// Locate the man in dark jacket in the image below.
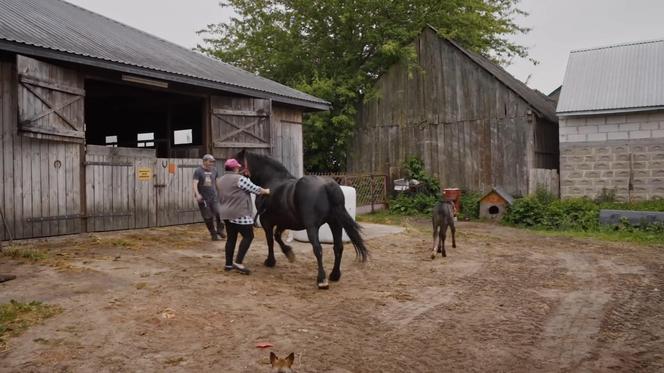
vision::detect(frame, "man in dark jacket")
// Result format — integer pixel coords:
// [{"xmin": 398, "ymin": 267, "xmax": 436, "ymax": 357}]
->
[{"xmin": 193, "ymin": 154, "xmax": 225, "ymax": 240}]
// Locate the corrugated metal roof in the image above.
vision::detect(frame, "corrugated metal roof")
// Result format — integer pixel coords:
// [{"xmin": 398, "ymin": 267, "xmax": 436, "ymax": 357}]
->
[
  {"xmin": 557, "ymin": 38, "xmax": 664, "ymax": 115},
  {"xmin": 0, "ymin": 0, "xmax": 330, "ymax": 110},
  {"xmin": 426, "ymin": 26, "xmax": 558, "ymax": 123}
]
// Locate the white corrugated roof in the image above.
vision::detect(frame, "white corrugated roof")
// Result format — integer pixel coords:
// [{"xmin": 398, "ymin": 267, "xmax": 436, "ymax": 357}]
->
[{"xmin": 557, "ymin": 38, "xmax": 664, "ymax": 115}]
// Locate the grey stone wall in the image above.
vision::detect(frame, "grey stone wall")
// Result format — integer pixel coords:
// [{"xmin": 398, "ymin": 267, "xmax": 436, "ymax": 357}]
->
[{"xmin": 559, "ymin": 111, "xmax": 664, "ymax": 201}]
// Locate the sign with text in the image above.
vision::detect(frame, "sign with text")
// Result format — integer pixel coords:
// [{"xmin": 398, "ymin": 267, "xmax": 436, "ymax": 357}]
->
[{"xmin": 137, "ymin": 167, "xmax": 152, "ymax": 181}]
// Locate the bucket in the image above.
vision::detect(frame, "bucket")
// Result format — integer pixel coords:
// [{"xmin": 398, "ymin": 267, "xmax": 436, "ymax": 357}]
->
[{"xmin": 443, "ymin": 188, "xmax": 461, "ymax": 215}]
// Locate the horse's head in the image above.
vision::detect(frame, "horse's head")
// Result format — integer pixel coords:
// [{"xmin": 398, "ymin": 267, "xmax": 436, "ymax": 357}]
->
[
  {"xmin": 270, "ymin": 352, "xmax": 294, "ymax": 373},
  {"xmin": 234, "ymin": 150, "xmax": 294, "ymax": 186}
]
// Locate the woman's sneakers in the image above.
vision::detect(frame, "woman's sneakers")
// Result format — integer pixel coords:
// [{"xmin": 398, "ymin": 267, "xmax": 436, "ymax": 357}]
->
[
  {"xmin": 224, "ymin": 265, "xmax": 234, "ymax": 272},
  {"xmin": 232, "ymin": 262, "xmax": 251, "ymax": 275}
]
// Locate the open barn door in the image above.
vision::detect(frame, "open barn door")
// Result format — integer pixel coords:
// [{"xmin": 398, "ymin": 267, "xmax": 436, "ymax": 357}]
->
[
  {"xmin": 17, "ymin": 55, "xmax": 85, "ymax": 143},
  {"xmin": 210, "ymin": 96, "xmax": 271, "ymax": 159}
]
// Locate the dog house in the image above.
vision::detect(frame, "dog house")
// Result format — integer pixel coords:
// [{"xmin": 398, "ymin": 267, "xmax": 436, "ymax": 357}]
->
[{"xmin": 479, "ymin": 187, "xmax": 514, "ymax": 220}]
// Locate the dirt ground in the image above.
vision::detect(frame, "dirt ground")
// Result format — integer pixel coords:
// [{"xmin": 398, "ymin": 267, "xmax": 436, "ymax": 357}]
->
[{"xmin": 1, "ymin": 220, "xmax": 663, "ymax": 372}]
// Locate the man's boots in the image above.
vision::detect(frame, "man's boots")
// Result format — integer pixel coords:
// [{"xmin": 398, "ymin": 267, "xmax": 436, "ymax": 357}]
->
[{"xmin": 205, "ymin": 219, "xmax": 220, "ymax": 241}]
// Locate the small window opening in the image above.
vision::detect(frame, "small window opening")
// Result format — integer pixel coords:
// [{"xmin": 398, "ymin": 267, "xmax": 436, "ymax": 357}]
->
[
  {"xmin": 489, "ymin": 205, "xmax": 500, "ymax": 215},
  {"xmin": 105, "ymin": 135, "xmax": 118, "ymax": 147},
  {"xmin": 137, "ymin": 132, "xmax": 155, "ymax": 148},
  {"xmin": 173, "ymin": 129, "xmax": 193, "ymax": 145}
]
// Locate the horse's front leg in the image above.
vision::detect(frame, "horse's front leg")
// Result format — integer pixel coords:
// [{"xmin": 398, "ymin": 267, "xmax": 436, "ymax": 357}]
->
[
  {"xmin": 274, "ymin": 228, "xmax": 295, "ymax": 262},
  {"xmin": 263, "ymin": 222, "xmax": 277, "ymax": 267},
  {"xmin": 305, "ymin": 226, "xmax": 328, "ymax": 289}
]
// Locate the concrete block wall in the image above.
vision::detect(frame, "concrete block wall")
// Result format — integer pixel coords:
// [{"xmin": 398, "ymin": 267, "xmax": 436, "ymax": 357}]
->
[{"xmin": 559, "ymin": 111, "xmax": 664, "ymax": 201}]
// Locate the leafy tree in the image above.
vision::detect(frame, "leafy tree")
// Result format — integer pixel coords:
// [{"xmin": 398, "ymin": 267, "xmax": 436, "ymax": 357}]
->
[{"xmin": 198, "ymin": 0, "xmax": 531, "ymax": 172}]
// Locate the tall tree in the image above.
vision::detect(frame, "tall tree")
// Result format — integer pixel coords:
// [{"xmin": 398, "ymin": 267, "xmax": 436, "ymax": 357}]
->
[{"xmin": 199, "ymin": 0, "xmax": 530, "ymax": 172}]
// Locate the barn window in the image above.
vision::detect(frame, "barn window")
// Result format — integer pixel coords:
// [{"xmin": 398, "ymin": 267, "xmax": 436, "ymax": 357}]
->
[
  {"xmin": 489, "ymin": 206, "xmax": 500, "ymax": 215},
  {"xmin": 137, "ymin": 132, "xmax": 154, "ymax": 148},
  {"xmin": 105, "ymin": 135, "xmax": 118, "ymax": 147},
  {"xmin": 84, "ymin": 79, "xmax": 204, "ymax": 158},
  {"xmin": 173, "ymin": 129, "xmax": 193, "ymax": 145}
]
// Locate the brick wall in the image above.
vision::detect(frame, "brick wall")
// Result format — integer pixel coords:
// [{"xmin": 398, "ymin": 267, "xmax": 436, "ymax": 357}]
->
[{"xmin": 559, "ymin": 110, "xmax": 664, "ymax": 201}]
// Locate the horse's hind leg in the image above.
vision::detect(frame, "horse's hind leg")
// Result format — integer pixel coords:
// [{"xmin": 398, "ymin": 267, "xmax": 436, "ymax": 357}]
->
[
  {"xmin": 305, "ymin": 226, "xmax": 328, "ymax": 289},
  {"xmin": 440, "ymin": 223, "xmax": 447, "ymax": 257},
  {"xmin": 328, "ymin": 221, "xmax": 343, "ymax": 282},
  {"xmin": 431, "ymin": 224, "xmax": 439, "ymax": 259},
  {"xmin": 274, "ymin": 228, "xmax": 295, "ymax": 262},
  {"xmin": 450, "ymin": 222, "xmax": 457, "ymax": 249},
  {"xmin": 263, "ymin": 223, "xmax": 277, "ymax": 267}
]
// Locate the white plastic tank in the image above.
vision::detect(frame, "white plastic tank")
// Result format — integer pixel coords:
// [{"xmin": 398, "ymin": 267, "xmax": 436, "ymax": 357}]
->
[{"xmin": 292, "ymin": 186, "xmax": 356, "ymax": 243}]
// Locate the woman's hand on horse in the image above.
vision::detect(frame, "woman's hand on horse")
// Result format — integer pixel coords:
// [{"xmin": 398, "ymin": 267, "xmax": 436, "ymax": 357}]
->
[{"xmin": 261, "ymin": 188, "xmax": 271, "ymax": 195}]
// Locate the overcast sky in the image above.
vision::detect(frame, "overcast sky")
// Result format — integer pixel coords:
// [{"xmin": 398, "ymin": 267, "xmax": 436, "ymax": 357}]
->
[{"xmin": 66, "ymin": 0, "xmax": 664, "ymax": 95}]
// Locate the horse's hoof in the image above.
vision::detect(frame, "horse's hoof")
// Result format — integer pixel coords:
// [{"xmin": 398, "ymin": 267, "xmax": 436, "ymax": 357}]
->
[
  {"xmin": 329, "ymin": 271, "xmax": 341, "ymax": 282},
  {"xmin": 264, "ymin": 258, "xmax": 276, "ymax": 267},
  {"xmin": 437, "ymin": 248, "xmax": 442, "ymax": 253},
  {"xmin": 317, "ymin": 281, "xmax": 329, "ymax": 289},
  {"xmin": 452, "ymin": 244, "xmax": 457, "ymax": 248},
  {"xmin": 431, "ymin": 254, "xmax": 436, "ymax": 260}
]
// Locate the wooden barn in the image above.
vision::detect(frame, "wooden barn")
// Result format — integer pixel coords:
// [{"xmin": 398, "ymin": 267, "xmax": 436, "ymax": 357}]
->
[
  {"xmin": 348, "ymin": 26, "xmax": 559, "ymax": 198},
  {"xmin": 0, "ymin": 0, "xmax": 328, "ymax": 241}
]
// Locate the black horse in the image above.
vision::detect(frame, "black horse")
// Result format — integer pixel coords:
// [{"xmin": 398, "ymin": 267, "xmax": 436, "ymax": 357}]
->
[{"xmin": 235, "ymin": 150, "xmax": 368, "ymax": 289}]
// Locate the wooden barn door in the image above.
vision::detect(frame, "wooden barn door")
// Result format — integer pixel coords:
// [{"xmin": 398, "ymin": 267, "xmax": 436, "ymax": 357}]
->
[
  {"xmin": 84, "ymin": 146, "xmax": 157, "ymax": 232},
  {"xmin": 17, "ymin": 55, "xmax": 85, "ymax": 143},
  {"xmin": 154, "ymin": 158, "xmax": 203, "ymax": 227},
  {"xmin": 210, "ymin": 96, "xmax": 271, "ymax": 159},
  {"xmin": 11, "ymin": 55, "xmax": 84, "ymax": 238}
]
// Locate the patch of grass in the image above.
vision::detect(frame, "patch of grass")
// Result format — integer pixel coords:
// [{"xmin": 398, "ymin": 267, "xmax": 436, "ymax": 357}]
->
[
  {"xmin": 357, "ymin": 210, "xmax": 429, "ymax": 226},
  {"xmin": 0, "ymin": 300, "xmax": 62, "ymax": 351},
  {"xmin": 0, "ymin": 246, "xmax": 48, "ymax": 261},
  {"xmin": 535, "ymin": 227, "xmax": 664, "ymax": 246}
]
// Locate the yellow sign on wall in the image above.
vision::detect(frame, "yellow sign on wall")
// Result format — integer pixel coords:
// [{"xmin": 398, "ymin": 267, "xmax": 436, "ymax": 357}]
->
[{"xmin": 137, "ymin": 167, "xmax": 152, "ymax": 181}]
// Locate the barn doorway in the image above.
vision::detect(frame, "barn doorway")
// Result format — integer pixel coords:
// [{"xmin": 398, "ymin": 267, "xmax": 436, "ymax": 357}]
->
[{"xmin": 84, "ymin": 80, "xmax": 204, "ymax": 158}]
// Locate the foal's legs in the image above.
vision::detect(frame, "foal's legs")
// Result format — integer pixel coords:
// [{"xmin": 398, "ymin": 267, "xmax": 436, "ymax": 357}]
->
[
  {"xmin": 450, "ymin": 222, "xmax": 457, "ymax": 249},
  {"xmin": 305, "ymin": 225, "xmax": 328, "ymax": 289},
  {"xmin": 274, "ymin": 227, "xmax": 295, "ymax": 262},
  {"xmin": 440, "ymin": 222, "xmax": 447, "ymax": 257},
  {"xmin": 431, "ymin": 224, "xmax": 440, "ymax": 259},
  {"xmin": 328, "ymin": 221, "xmax": 344, "ymax": 282}
]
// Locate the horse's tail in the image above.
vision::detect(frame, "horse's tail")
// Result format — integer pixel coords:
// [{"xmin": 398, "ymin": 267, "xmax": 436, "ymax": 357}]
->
[{"xmin": 326, "ymin": 183, "xmax": 369, "ymax": 262}]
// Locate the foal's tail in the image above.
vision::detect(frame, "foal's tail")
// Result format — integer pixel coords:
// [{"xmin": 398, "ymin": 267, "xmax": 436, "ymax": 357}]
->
[{"xmin": 326, "ymin": 183, "xmax": 369, "ymax": 262}]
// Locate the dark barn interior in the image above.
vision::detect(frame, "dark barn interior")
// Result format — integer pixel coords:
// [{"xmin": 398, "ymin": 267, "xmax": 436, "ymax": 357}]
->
[{"xmin": 84, "ymin": 80, "xmax": 204, "ymax": 158}]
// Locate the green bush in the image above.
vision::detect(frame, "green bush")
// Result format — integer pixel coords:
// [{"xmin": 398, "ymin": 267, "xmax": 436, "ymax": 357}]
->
[
  {"xmin": 402, "ymin": 157, "xmax": 440, "ymax": 196},
  {"xmin": 504, "ymin": 194, "xmax": 664, "ymax": 234},
  {"xmin": 458, "ymin": 190, "xmax": 482, "ymax": 220},
  {"xmin": 389, "ymin": 193, "xmax": 438, "ymax": 215},
  {"xmin": 599, "ymin": 197, "xmax": 664, "ymax": 212}
]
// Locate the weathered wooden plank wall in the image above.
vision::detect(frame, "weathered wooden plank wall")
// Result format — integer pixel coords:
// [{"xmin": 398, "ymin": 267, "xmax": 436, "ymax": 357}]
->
[
  {"xmin": 272, "ymin": 106, "xmax": 304, "ymax": 177},
  {"xmin": 0, "ymin": 57, "xmax": 82, "ymax": 240},
  {"xmin": 349, "ymin": 28, "xmax": 556, "ymax": 197}
]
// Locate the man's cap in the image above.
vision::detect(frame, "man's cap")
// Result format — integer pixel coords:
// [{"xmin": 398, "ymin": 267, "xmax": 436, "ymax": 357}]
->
[
  {"xmin": 224, "ymin": 158, "xmax": 242, "ymax": 170},
  {"xmin": 202, "ymin": 154, "xmax": 215, "ymax": 161}
]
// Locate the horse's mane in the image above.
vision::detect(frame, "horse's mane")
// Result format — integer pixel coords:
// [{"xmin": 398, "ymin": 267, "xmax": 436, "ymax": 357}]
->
[{"xmin": 247, "ymin": 152, "xmax": 295, "ymax": 179}]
